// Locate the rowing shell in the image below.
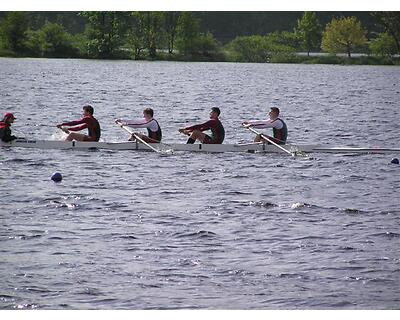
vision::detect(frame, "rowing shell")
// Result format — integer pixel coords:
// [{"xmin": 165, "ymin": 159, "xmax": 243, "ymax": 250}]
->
[{"xmin": 1, "ymin": 138, "xmax": 399, "ymax": 154}]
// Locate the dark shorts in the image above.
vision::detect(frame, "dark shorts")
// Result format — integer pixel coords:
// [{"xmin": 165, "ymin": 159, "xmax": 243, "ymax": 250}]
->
[
  {"xmin": 83, "ymin": 135, "xmax": 99, "ymax": 142},
  {"xmin": 265, "ymin": 136, "xmax": 286, "ymax": 145},
  {"xmin": 203, "ymin": 134, "xmax": 219, "ymax": 144},
  {"xmin": 142, "ymin": 136, "xmax": 160, "ymax": 143}
]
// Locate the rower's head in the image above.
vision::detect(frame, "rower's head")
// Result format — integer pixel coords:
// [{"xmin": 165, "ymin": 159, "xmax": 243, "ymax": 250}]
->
[
  {"xmin": 143, "ymin": 108, "xmax": 154, "ymax": 120},
  {"xmin": 3, "ymin": 112, "xmax": 16, "ymax": 124},
  {"xmin": 83, "ymin": 105, "xmax": 94, "ymax": 116},
  {"xmin": 269, "ymin": 107, "xmax": 280, "ymax": 119},
  {"xmin": 210, "ymin": 107, "xmax": 221, "ymax": 119}
]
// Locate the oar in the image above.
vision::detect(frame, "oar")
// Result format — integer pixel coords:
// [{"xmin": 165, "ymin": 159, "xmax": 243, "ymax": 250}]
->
[
  {"xmin": 115, "ymin": 121, "xmax": 162, "ymax": 153},
  {"xmin": 244, "ymin": 125, "xmax": 295, "ymax": 156},
  {"xmin": 33, "ymin": 124, "xmax": 56, "ymax": 127}
]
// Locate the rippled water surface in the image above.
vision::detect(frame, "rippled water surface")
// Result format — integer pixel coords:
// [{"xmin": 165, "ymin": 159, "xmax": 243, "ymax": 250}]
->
[{"xmin": 1, "ymin": 58, "xmax": 399, "ymax": 309}]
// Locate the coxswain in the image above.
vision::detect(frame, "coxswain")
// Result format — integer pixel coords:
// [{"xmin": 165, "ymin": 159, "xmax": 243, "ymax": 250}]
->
[
  {"xmin": 115, "ymin": 108, "xmax": 162, "ymax": 143},
  {"xmin": 179, "ymin": 107, "xmax": 225, "ymax": 144},
  {"xmin": 0, "ymin": 112, "xmax": 18, "ymax": 142},
  {"xmin": 242, "ymin": 107, "xmax": 288, "ymax": 145},
  {"xmin": 56, "ymin": 105, "xmax": 101, "ymax": 142}
]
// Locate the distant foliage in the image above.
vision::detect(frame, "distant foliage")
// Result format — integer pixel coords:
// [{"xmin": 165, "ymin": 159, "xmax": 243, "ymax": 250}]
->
[
  {"xmin": 295, "ymin": 12, "xmax": 321, "ymax": 56},
  {"xmin": 0, "ymin": 11, "xmax": 398, "ymax": 64},
  {"xmin": 146, "ymin": 12, "xmax": 166, "ymax": 59},
  {"xmin": 226, "ymin": 35, "xmax": 269, "ymax": 62},
  {"xmin": 369, "ymin": 32, "xmax": 398, "ymax": 57},
  {"xmin": 0, "ymin": 12, "xmax": 30, "ymax": 53},
  {"xmin": 321, "ymin": 17, "xmax": 367, "ymax": 58},
  {"xmin": 373, "ymin": 12, "xmax": 400, "ymax": 55},
  {"xmin": 175, "ymin": 12, "xmax": 201, "ymax": 55},
  {"xmin": 30, "ymin": 22, "xmax": 77, "ymax": 57},
  {"xmin": 69, "ymin": 33, "xmax": 88, "ymax": 57},
  {"xmin": 265, "ymin": 31, "xmax": 298, "ymax": 51},
  {"xmin": 196, "ymin": 32, "xmax": 221, "ymax": 56},
  {"xmin": 226, "ymin": 33, "xmax": 296, "ymax": 62},
  {"xmin": 125, "ymin": 12, "xmax": 148, "ymax": 60},
  {"xmin": 165, "ymin": 12, "xmax": 180, "ymax": 54},
  {"xmin": 81, "ymin": 12, "xmax": 129, "ymax": 59}
]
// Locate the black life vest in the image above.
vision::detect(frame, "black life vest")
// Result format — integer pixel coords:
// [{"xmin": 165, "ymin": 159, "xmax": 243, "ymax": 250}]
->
[
  {"xmin": 272, "ymin": 118, "xmax": 288, "ymax": 144},
  {"xmin": 147, "ymin": 119, "xmax": 162, "ymax": 141},
  {"xmin": 0, "ymin": 121, "xmax": 14, "ymax": 142}
]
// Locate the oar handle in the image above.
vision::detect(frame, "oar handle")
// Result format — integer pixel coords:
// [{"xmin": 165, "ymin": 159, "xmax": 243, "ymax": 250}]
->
[
  {"xmin": 57, "ymin": 126, "xmax": 70, "ymax": 134},
  {"xmin": 244, "ymin": 125, "xmax": 294, "ymax": 156},
  {"xmin": 115, "ymin": 121, "xmax": 161, "ymax": 153},
  {"xmin": 178, "ymin": 129, "xmax": 191, "ymax": 136}
]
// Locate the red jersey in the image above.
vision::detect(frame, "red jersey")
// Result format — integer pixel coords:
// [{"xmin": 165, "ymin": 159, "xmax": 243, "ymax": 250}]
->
[
  {"xmin": 185, "ymin": 119, "xmax": 225, "ymax": 144},
  {"xmin": 61, "ymin": 115, "xmax": 101, "ymax": 141}
]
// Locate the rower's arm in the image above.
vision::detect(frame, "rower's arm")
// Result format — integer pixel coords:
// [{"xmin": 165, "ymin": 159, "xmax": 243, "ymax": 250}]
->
[
  {"xmin": 59, "ymin": 118, "xmax": 86, "ymax": 127},
  {"xmin": 245, "ymin": 120, "xmax": 275, "ymax": 129},
  {"xmin": 119, "ymin": 118, "xmax": 151, "ymax": 129},
  {"xmin": 185, "ymin": 120, "xmax": 211, "ymax": 132},
  {"xmin": 67, "ymin": 123, "xmax": 88, "ymax": 132}
]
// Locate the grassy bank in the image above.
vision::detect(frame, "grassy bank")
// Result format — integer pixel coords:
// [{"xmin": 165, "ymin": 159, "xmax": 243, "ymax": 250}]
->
[
  {"xmin": 1, "ymin": 49, "xmax": 399, "ymax": 65},
  {"xmin": 295, "ymin": 55, "xmax": 400, "ymax": 65}
]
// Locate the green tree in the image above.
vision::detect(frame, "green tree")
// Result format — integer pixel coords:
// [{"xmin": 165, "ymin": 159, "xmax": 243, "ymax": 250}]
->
[
  {"xmin": 226, "ymin": 32, "xmax": 296, "ymax": 63},
  {"xmin": 143, "ymin": 12, "xmax": 165, "ymax": 59},
  {"xmin": 126, "ymin": 12, "xmax": 147, "ymax": 60},
  {"xmin": 165, "ymin": 12, "xmax": 180, "ymax": 54},
  {"xmin": 0, "ymin": 12, "xmax": 30, "ymax": 53},
  {"xmin": 295, "ymin": 12, "xmax": 321, "ymax": 56},
  {"xmin": 38, "ymin": 22, "xmax": 77, "ymax": 57},
  {"xmin": 69, "ymin": 32, "xmax": 88, "ymax": 57},
  {"xmin": 24, "ymin": 29, "xmax": 42, "ymax": 56},
  {"xmin": 24, "ymin": 22, "xmax": 79, "ymax": 58},
  {"xmin": 321, "ymin": 16, "xmax": 367, "ymax": 58},
  {"xmin": 373, "ymin": 12, "xmax": 400, "ymax": 54},
  {"xmin": 265, "ymin": 31, "xmax": 298, "ymax": 50},
  {"xmin": 264, "ymin": 31, "xmax": 297, "ymax": 62},
  {"xmin": 369, "ymin": 32, "xmax": 398, "ymax": 57},
  {"xmin": 197, "ymin": 32, "xmax": 221, "ymax": 56},
  {"xmin": 176, "ymin": 12, "xmax": 201, "ymax": 55},
  {"xmin": 81, "ymin": 12, "xmax": 128, "ymax": 58},
  {"xmin": 125, "ymin": 12, "xmax": 166, "ymax": 59},
  {"xmin": 226, "ymin": 35, "xmax": 270, "ymax": 62}
]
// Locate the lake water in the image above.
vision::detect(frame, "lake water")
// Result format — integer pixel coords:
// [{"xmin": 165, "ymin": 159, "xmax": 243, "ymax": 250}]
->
[{"xmin": 0, "ymin": 58, "xmax": 399, "ymax": 309}]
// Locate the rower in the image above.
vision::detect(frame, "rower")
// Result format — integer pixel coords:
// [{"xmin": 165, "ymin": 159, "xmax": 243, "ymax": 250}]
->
[
  {"xmin": 242, "ymin": 107, "xmax": 287, "ymax": 145},
  {"xmin": 115, "ymin": 108, "xmax": 162, "ymax": 143},
  {"xmin": 179, "ymin": 107, "xmax": 225, "ymax": 144},
  {"xmin": 0, "ymin": 112, "xmax": 18, "ymax": 142},
  {"xmin": 56, "ymin": 105, "xmax": 101, "ymax": 142}
]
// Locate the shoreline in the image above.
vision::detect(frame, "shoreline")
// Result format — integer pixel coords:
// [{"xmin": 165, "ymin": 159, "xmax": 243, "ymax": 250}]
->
[{"xmin": 1, "ymin": 52, "xmax": 399, "ymax": 66}]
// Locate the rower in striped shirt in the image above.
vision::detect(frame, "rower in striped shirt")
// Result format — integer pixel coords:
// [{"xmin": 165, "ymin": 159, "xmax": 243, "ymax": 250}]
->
[
  {"xmin": 242, "ymin": 107, "xmax": 288, "ymax": 145},
  {"xmin": 116, "ymin": 108, "xmax": 162, "ymax": 143}
]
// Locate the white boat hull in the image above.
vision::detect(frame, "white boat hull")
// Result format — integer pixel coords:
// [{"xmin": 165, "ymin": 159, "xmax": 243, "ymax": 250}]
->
[{"xmin": 1, "ymin": 138, "xmax": 399, "ymax": 154}]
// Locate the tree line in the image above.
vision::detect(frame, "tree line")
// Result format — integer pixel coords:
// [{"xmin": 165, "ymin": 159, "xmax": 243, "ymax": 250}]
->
[{"xmin": 0, "ymin": 12, "xmax": 399, "ymax": 64}]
